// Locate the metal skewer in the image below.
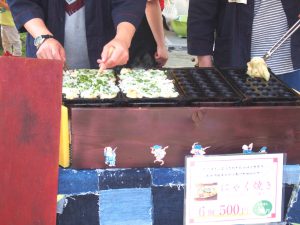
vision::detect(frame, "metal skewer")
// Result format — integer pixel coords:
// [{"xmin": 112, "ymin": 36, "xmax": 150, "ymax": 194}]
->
[{"xmin": 263, "ymin": 18, "xmax": 300, "ymax": 61}]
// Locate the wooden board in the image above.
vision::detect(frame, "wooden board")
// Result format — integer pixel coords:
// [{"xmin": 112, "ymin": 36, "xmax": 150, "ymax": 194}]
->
[
  {"xmin": 71, "ymin": 106, "xmax": 300, "ymax": 168},
  {"xmin": 0, "ymin": 57, "xmax": 63, "ymax": 225}
]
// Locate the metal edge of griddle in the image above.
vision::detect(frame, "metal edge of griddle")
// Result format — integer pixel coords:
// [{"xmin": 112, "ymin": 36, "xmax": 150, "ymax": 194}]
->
[{"xmin": 62, "ymin": 92, "xmax": 126, "ymax": 108}]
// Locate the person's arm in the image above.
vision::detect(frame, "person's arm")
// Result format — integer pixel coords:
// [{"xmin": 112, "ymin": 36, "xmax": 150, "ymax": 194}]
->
[
  {"xmin": 98, "ymin": 21, "xmax": 135, "ymax": 69},
  {"xmin": 7, "ymin": 0, "xmax": 44, "ymax": 30},
  {"xmin": 7, "ymin": 0, "xmax": 65, "ymax": 61},
  {"xmin": 187, "ymin": 0, "xmax": 219, "ymax": 67},
  {"xmin": 197, "ymin": 55, "xmax": 213, "ymax": 67},
  {"xmin": 24, "ymin": 18, "xmax": 65, "ymax": 60},
  {"xmin": 98, "ymin": 0, "xmax": 146, "ymax": 69},
  {"xmin": 146, "ymin": 0, "xmax": 168, "ymax": 67}
]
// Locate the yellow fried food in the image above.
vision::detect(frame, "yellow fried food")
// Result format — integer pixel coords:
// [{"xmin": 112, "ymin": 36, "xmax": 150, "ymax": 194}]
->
[{"xmin": 247, "ymin": 57, "xmax": 270, "ymax": 81}]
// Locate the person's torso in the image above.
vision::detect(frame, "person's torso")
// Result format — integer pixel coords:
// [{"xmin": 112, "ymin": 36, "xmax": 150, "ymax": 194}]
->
[
  {"xmin": 64, "ymin": 1, "xmax": 90, "ymax": 69},
  {"xmin": 251, "ymin": 0, "xmax": 294, "ymax": 75},
  {"xmin": 27, "ymin": 0, "xmax": 115, "ymax": 69},
  {"xmin": 213, "ymin": 0, "xmax": 300, "ymax": 70}
]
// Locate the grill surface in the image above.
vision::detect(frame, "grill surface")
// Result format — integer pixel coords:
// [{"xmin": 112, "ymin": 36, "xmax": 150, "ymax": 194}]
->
[
  {"xmin": 122, "ymin": 71, "xmax": 183, "ymax": 107},
  {"xmin": 169, "ymin": 68, "xmax": 243, "ymax": 105},
  {"xmin": 220, "ymin": 68, "xmax": 300, "ymax": 105},
  {"xmin": 63, "ymin": 68, "xmax": 300, "ymax": 107}
]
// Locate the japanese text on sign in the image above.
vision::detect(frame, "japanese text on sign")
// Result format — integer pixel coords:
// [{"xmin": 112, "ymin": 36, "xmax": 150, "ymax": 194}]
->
[{"xmin": 185, "ymin": 154, "xmax": 284, "ymax": 225}]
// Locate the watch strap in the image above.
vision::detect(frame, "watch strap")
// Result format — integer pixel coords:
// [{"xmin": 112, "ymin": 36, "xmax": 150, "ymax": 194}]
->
[{"xmin": 40, "ymin": 34, "xmax": 54, "ymax": 39}]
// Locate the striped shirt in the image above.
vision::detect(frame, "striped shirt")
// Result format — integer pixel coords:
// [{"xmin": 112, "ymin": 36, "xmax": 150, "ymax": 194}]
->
[{"xmin": 251, "ymin": 0, "xmax": 294, "ymax": 75}]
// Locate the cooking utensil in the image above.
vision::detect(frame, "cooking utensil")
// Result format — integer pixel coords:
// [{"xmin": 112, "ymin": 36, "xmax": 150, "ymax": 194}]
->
[
  {"xmin": 247, "ymin": 18, "xmax": 300, "ymax": 81},
  {"xmin": 263, "ymin": 18, "xmax": 300, "ymax": 61}
]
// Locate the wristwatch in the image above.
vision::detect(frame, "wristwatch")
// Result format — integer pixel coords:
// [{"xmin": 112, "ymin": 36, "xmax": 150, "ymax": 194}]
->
[{"xmin": 34, "ymin": 35, "xmax": 54, "ymax": 49}]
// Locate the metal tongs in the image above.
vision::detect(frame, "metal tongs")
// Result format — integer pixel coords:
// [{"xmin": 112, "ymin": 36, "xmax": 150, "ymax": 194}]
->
[{"xmin": 263, "ymin": 18, "xmax": 300, "ymax": 61}]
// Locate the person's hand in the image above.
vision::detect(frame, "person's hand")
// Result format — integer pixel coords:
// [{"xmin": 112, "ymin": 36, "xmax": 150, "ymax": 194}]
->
[
  {"xmin": 36, "ymin": 38, "xmax": 66, "ymax": 61},
  {"xmin": 197, "ymin": 55, "xmax": 213, "ymax": 67},
  {"xmin": 155, "ymin": 45, "xmax": 168, "ymax": 67},
  {"xmin": 97, "ymin": 38, "xmax": 129, "ymax": 70}
]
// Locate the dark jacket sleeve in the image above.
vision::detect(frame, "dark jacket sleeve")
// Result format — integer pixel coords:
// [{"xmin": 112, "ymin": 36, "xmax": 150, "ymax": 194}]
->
[
  {"xmin": 187, "ymin": 0, "xmax": 219, "ymax": 56},
  {"xmin": 111, "ymin": 0, "xmax": 147, "ymax": 29},
  {"xmin": 7, "ymin": 0, "xmax": 44, "ymax": 31}
]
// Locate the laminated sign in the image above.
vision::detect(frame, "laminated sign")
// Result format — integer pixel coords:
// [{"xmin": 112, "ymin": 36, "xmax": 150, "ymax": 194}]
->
[{"xmin": 185, "ymin": 154, "xmax": 285, "ymax": 225}]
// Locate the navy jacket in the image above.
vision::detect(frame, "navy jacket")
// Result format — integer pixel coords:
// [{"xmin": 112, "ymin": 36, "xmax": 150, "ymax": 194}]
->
[
  {"xmin": 187, "ymin": 0, "xmax": 300, "ymax": 70},
  {"xmin": 7, "ymin": 0, "xmax": 147, "ymax": 68}
]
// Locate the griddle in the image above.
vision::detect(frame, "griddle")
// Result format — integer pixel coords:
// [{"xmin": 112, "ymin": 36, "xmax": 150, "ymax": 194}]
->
[
  {"xmin": 220, "ymin": 68, "xmax": 300, "ymax": 106},
  {"xmin": 169, "ymin": 68, "xmax": 243, "ymax": 106},
  {"xmin": 63, "ymin": 68, "xmax": 300, "ymax": 107}
]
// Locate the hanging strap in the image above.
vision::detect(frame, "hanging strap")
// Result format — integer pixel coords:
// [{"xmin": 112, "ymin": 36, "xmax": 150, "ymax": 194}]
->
[{"xmin": 65, "ymin": 0, "xmax": 84, "ymax": 16}]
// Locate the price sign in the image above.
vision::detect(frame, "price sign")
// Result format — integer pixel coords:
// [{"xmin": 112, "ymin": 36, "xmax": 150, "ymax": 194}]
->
[{"xmin": 185, "ymin": 154, "xmax": 285, "ymax": 225}]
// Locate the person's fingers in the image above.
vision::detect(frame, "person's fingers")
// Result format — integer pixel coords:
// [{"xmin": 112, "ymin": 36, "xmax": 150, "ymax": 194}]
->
[
  {"xmin": 99, "ymin": 38, "xmax": 130, "ymax": 68},
  {"xmin": 116, "ymin": 52, "xmax": 128, "ymax": 66},
  {"xmin": 36, "ymin": 50, "xmax": 44, "ymax": 59},
  {"xmin": 36, "ymin": 39, "xmax": 65, "ymax": 61},
  {"xmin": 97, "ymin": 59, "xmax": 106, "ymax": 72},
  {"xmin": 103, "ymin": 54, "xmax": 117, "ymax": 68},
  {"xmin": 59, "ymin": 46, "xmax": 66, "ymax": 62},
  {"xmin": 37, "ymin": 48, "xmax": 51, "ymax": 59},
  {"xmin": 51, "ymin": 48, "xmax": 62, "ymax": 60},
  {"xmin": 45, "ymin": 48, "xmax": 55, "ymax": 59},
  {"xmin": 104, "ymin": 48, "xmax": 128, "ymax": 68},
  {"xmin": 98, "ymin": 62, "xmax": 106, "ymax": 73},
  {"xmin": 101, "ymin": 45, "xmax": 111, "ymax": 62},
  {"xmin": 154, "ymin": 53, "xmax": 168, "ymax": 67},
  {"xmin": 162, "ymin": 57, "xmax": 168, "ymax": 66}
]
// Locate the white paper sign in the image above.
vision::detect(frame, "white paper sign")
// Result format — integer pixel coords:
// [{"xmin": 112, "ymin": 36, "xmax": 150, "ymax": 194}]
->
[{"xmin": 185, "ymin": 154, "xmax": 284, "ymax": 225}]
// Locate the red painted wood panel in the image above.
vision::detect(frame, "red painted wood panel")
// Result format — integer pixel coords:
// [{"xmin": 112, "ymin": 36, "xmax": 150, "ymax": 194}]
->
[
  {"xmin": 71, "ymin": 106, "xmax": 300, "ymax": 168},
  {"xmin": 0, "ymin": 57, "xmax": 63, "ymax": 225}
]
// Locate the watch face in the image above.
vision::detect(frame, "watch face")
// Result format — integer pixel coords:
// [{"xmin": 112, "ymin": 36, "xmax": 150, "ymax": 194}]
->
[
  {"xmin": 34, "ymin": 35, "xmax": 53, "ymax": 49},
  {"xmin": 34, "ymin": 36, "xmax": 44, "ymax": 47}
]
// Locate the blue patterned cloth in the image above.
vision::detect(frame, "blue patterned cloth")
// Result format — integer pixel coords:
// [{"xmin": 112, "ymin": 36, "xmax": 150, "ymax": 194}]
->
[{"xmin": 57, "ymin": 166, "xmax": 300, "ymax": 224}]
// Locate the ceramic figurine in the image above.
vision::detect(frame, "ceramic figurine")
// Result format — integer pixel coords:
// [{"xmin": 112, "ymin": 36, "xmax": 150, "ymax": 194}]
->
[
  {"xmin": 259, "ymin": 146, "xmax": 268, "ymax": 154},
  {"xmin": 151, "ymin": 145, "xmax": 169, "ymax": 166},
  {"xmin": 242, "ymin": 143, "xmax": 253, "ymax": 154},
  {"xmin": 190, "ymin": 142, "xmax": 210, "ymax": 156},
  {"xmin": 104, "ymin": 147, "xmax": 117, "ymax": 167}
]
